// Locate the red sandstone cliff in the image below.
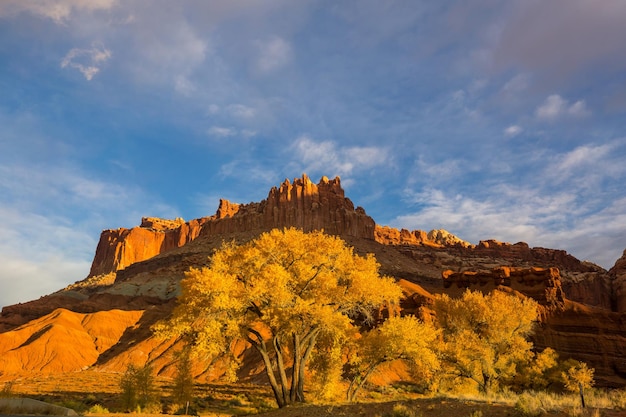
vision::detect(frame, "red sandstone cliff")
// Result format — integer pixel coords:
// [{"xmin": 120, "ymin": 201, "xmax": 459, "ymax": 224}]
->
[
  {"xmin": 609, "ymin": 249, "xmax": 626, "ymax": 312},
  {"xmin": 88, "ymin": 174, "xmax": 376, "ymax": 277},
  {"xmin": 89, "ymin": 217, "xmax": 208, "ymax": 276}
]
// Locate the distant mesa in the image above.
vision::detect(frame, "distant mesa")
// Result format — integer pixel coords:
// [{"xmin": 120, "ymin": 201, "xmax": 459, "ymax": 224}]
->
[{"xmin": 90, "ymin": 174, "xmax": 472, "ymax": 277}]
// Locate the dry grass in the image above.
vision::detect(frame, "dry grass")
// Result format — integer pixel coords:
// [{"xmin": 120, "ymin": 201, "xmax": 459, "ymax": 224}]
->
[{"xmin": 4, "ymin": 371, "xmax": 626, "ymax": 417}]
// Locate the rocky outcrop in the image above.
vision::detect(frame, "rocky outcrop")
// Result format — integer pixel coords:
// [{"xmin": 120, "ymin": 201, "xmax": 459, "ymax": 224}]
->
[
  {"xmin": 442, "ymin": 266, "xmax": 565, "ymax": 310},
  {"xmin": 89, "ymin": 175, "xmax": 376, "ymax": 276},
  {"xmin": 374, "ymin": 226, "xmax": 471, "ymax": 247},
  {"xmin": 609, "ymin": 250, "xmax": 626, "ymax": 312},
  {"xmin": 473, "ymin": 240, "xmax": 593, "ymax": 272},
  {"xmin": 199, "ymin": 174, "xmax": 375, "ymax": 238},
  {"xmin": 88, "ymin": 217, "xmax": 208, "ymax": 276}
]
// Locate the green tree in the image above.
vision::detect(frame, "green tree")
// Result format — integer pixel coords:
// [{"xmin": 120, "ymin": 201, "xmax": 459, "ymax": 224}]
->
[
  {"xmin": 433, "ymin": 289, "xmax": 538, "ymax": 393},
  {"xmin": 171, "ymin": 349, "xmax": 194, "ymax": 408},
  {"xmin": 154, "ymin": 228, "xmax": 402, "ymax": 408},
  {"xmin": 346, "ymin": 315, "xmax": 440, "ymax": 401},
  {"xmin": 120, "ymin": 363, "xmax": 156, "ymax": 412}
]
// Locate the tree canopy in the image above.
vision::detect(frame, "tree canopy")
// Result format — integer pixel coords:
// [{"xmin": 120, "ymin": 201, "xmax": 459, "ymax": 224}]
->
[
  {"xmin": 433, "ymin": 289, "xmax": 539, "ymax": 393},
  {"xmin": 347, "ymin": 315, "xmax": 440, "ymax": 401},
  {"xmin": 155, "ymin": 228, "xmax": 403, "ymax": 407}
]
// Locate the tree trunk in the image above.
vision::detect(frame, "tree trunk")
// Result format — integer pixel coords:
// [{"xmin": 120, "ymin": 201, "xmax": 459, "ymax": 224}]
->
[
  {"xmin": 290, "ymin": 333, "xmax": 301, "ymax": 403},
  {"xmin": 248, "ymin": 329, "xmax": 285, "ymax": 408},
  {"xmin": 273, "ymin": 336, "xmax": 290, "ymax": 406},
  {"xmin": 297, "ymin": 328, "xmax": 320, "ymax": 402},
  {"xmin": 347, "ymin": 360, "xmax": 381, "ymax": 402}
]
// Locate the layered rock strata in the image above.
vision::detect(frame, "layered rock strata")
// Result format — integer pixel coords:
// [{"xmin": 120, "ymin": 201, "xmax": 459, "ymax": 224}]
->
[
  {"xmin": 442, "ymin": 266, "xmax": 565, "ymax": 309},
  {"xmin": 609, "ymin": 250, "xmax": 626, "ymax": 312},
  {"xmin": 88, "ymin": 175, "xmax": 375, "ymax": 277}
]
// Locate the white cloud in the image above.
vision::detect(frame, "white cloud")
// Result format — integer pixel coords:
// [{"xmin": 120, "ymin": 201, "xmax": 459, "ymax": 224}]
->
[
  {"xmin": 174, "ymin": 75, "xmax": 195, "ymax": 96},
  {"xmin": 501, "ymin": 73, "xmax": 530, "ymax": 94},
  {"xmin": 535, "ymin": 94, "xmax": 590, "ymax": 120},
  {"xmin": 395, "ymin": 138, "xmax": 626, "ymax": 269},
  {"xmin": 61, "ymin": 42, "xmax": 111, "ymax": 80},
  {"xmin": 207, "ymin": 125, "xmax": 258, "ymax": 139},
  {"xmin": 0, "ymin": 0, "xmax": 116, "ymax": 24},
  {"xmin": 291, "ymin": 135, "xmax": 389, "ymax": 178},
  {"xmin": 556, "ymin": 144, "xmax": 611, "ymax": 173},
  {"xmin": 208, "ymin": 126, "xmax": 236, "ymax": 137},
  {"xmin": 130, "ymin": 18, "xmax": 209, "ymax": 92},
  {"xmin": 535, "ymin": 94, "xmax": 567, "ymax": 119},
  {"xmin": 242, "ymin": 129, "xmax": 257, "ymax": 138},
  {"xmin": 567, "ymin": 100, "xmax": 590, "ymax": 117},
  {"xmin": 228, "ymin": 104, "xmax": 256, "ymax": 119},
  {"xmin": 504, "ymin": 125, "xmax": 522, "ymax": 137},
  {"xmin": 255, "ymin": 35, "xmax": 292, "ymax": 73}
]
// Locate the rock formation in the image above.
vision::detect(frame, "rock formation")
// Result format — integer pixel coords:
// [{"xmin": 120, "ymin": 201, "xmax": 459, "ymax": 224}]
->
[
  {"xmin": 442, "ymin": 266, "xmax": 565, "ymax": 309},
  {"xmin": 89, "ymin": 217, "xmax": 208, "ymax": 276},
  {"xmin": 374, "ymin": 226, "xmax": 471, "ymax": 247},
  {"xmin": 88, "ymin": 174, "xmax": 375, "ymax": 277},
  {"xmin": 609, "ymin": 249, "xmax": 626, "ymax": 312}
]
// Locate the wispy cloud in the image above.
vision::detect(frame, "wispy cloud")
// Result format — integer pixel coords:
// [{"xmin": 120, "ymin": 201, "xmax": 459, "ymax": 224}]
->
[
  {"xmin": 61, "ymin": 42, "xmax": 111, "ymax": 80},
  {"xmin": 535, "ymin": 94, "xmax": 590, "ymax": 120},
  {"xmin": 504, "ymin": 125, "xmax": 522, "ymax": 137},
  {"xmin": 207, "ymin": 126, "xmax": 236, "ymax": 138},
  {"xmin": 0, "ymin": 0, "xmax": 116, "ymax": 24},
  {"xmin": 254, "ymin": 35, "xmax": 292, "ymax": 74},
  {"xmin": 394, "ymin": 139, "xmax": 626, "ymax": 268},
  {"xmin": 290, "ymin": 135, "xmax": 390, "ymax": 178}
]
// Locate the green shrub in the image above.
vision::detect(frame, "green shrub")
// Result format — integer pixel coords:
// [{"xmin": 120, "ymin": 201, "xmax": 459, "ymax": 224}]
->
[
  {"xmin": 87, "ymin": 404, "xmax": 110, "ymax": 414},
  {"xmin": 0, "ymin": 381, "xmax": 14, "ymax": 398},
  {"xmin": 384, "ymin": 403, "xmax": 420, "ymax": 417}
]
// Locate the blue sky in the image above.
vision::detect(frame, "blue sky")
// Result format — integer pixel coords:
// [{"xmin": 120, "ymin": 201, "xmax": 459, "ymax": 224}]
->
[{"xmin": 1, "ymin": 0, "xmax": 626, "ymax": 308}]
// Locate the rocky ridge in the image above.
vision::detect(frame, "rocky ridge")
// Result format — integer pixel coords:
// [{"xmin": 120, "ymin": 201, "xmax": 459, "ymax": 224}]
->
[{"xmin": 0, "ymin": 174, "xmax": 625, "ymax": 387}]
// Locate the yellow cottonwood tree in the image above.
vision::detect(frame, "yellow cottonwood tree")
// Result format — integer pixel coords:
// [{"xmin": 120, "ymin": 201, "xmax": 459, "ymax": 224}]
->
[
  {"xmin": 346, "ymin": 315, "xmax": 440, "ymax": 401},
  {"xmin": 433, "ymin": 289, "xmax": 538, "ymax": 393},
  {"xmin": 155, "ymin": 228, "xmax": 402, "ymax": 408}
]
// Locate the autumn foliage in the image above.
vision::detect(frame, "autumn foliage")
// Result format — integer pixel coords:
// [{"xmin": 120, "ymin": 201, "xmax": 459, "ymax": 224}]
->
[
  {"xmin": 155, "ymin": 228, "xmax": 595, "ymax": 407},
  {"xmin": 155, "ymin": 228, "xmax": 402, "ymax": 407}
]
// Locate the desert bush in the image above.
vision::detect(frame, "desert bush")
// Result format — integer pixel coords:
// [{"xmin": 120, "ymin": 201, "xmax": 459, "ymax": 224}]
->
[
  {"xmin": 385, "ymin": 403, "xmax": 420, "ymax": 417},
  {"xmin": 87, "ymin": 404, "xmax": 110, "ymax": 414},
  {"xmin": 120, "ymin": 363, "xmax": 159, "ymax": 412},
  {"xmin": 0, "ymin": 381, "xmax": 14, "ymax": 398}
]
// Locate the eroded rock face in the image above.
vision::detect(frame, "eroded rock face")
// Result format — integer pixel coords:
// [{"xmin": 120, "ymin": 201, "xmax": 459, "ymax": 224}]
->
[
  {"xmin": 89, "ymin": 175, "xmax": 376, "ymax": 276},
  {"xmin": 440, "ymin": 266, "xmax": 626, "ymax": 387},
  {"xmin": 88, "ymin": 217, "xmax": 208, "ymax": 276},
  {"xmin": 200, "ymin": 174, "xmax": 376, "ymax": 238},
  {"xmin": 442, "ymin": 266, "xmax": 566, "ymax": 309},
  {"xmin": 609, "ymin": 250, "xmax": 626, "ymax": 312},
  {"xmin": 374, "ymin": 226, "xmax": 471, "ymax": 247}
]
